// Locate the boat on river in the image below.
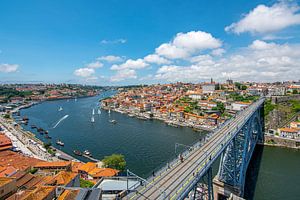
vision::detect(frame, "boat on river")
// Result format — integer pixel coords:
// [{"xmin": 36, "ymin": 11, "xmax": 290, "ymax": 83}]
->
[
  {"xmin": 73, "ymin": 150, "xmax": 82, "ymax": 156},
  {"xmin": 56, "ymin": 140, "xmax": 64, "ymax": 146},
  {"xmin": 83, "ymin": 150, "xmax": 91, "ymax": 156},
  {"xmin": 109, "ymin": 119, "xmax": 117, "ymax": 124}
]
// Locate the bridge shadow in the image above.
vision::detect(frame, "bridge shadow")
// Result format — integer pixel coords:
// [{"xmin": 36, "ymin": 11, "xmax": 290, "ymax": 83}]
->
[{"xmin": 244, "ymin": 144, "xmax": 264, "ymax": 200}]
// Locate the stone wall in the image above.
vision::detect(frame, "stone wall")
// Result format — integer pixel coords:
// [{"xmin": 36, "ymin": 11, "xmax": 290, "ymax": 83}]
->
[
  {"xmin": 271, "ymin": 94, "xmax": 300, "ymax": 105},
  {"xmin": 263, "ymin": 134, "xmax": 300, "ymax": 149}
]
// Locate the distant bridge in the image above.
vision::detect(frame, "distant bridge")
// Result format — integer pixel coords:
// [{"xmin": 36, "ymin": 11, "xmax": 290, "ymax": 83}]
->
[{"xmin": 123, "ymin": 98, "xmax": 265, "ymax": 200}]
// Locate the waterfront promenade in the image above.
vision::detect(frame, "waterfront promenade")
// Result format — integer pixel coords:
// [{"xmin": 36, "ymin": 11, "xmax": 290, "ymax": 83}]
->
[{"xmin": 0, "ymin": 115, "xmax": 57, "ymax": 161}]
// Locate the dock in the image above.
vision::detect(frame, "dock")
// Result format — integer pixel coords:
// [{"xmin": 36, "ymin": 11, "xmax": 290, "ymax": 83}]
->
[{"xmin": 82, "ymin": 154, "xmax": 99, "ymax": 162}]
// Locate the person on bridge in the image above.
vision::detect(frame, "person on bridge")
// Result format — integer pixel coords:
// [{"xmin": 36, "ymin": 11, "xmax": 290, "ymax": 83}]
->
[{"xmin": 179, "ymin": 154, "xmax": 184, "ymax": 163}]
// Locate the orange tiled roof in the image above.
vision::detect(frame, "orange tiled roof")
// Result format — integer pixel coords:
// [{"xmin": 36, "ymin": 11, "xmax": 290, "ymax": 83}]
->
[
  {"xmin": 0, "ymin": 177, "xmax": 15, "ymax": 187},
  {"xmin": 46, "ymin": 171, "xmax": 78, "ymax": 186},
  {"xmin": 71, "ymin": 161, "xmax": 84, "ymax": 173},
  {"xmin": 0, "ymin": 166, "xmax": 16, "ymax": 177},
  {"xmin": 89, "ymin": 167, "xmax": 119, "ymax": 178},
  {"xmin": 279, "ymin": 128, "xmax": 298, "ymax": 133},
  {"xmin": 34, "ymin": 161, "xmax": 71, "ymax": 168},
  {"xmin": 78, "ymin": 162, "xmax": 97, "ymax": 173},
  {"xmin": 58, "ymin": 189, "xmax": 80, "ymax": 200},
  {"xmin": 23, "ymin": 186, "xmax": 56, "ymax": 200},
  {"xmin": 0, "ymin": 150, "xmax": 41, "ymax": 171}
]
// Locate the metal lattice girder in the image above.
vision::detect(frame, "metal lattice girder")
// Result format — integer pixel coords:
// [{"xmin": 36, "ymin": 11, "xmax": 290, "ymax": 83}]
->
[
  {"xmin": 191, "ymin": 167, "xmax": 213, "ymax": 200},
  {"xmin": 217, "ymin": 104, "xmax": 264, "ymax": 196}
]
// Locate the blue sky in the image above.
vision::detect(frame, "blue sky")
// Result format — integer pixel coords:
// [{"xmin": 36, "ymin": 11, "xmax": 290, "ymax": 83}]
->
[{"xmin": 1, "ymin": 0, "xmax": 300, "ymax": 85}]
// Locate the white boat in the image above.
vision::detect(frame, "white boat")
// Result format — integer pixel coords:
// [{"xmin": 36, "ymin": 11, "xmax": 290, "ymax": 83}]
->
[
  {"xmin": 91, "ymin": 116, "xmax": 95, "ymax": 123},
  {"xmin": 83, "ymin": 150, "xmax": 91, "ymax": 156},
  {"xmin": 98, "ymin": 109, "xmax": 101, "ymax": 115},
  {"xmin": 109, "ymin": 119, "xmax": 117, "ymax": 124},
  {"xmin": 58, "ymin": 107, "xmax": 63, "ymax": 111},
  {"xmin": 56, "ymin": 140, "xmax": 64, "ymax": 146},
  {"xmin": 92, "ymin": 109, "xmax": 95, "ymax": 115}
]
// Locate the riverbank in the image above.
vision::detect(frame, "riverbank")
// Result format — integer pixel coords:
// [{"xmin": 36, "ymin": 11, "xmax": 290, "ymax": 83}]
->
[
  {"xmin": 102, "ymin": 106, "xmax": 214, "ymax": 132},
  {"xmin": 262, "ymin": 134, "xmax": 300, "ymax": 149},
  {"xmin": 0, "ymin": 102, "xmax": 82, "ymax": 162}
]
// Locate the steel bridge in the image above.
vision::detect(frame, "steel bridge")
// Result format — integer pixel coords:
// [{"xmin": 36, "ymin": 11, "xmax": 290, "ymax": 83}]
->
[{"xmin": 124, "ymin": 98, "xmax": 265, "ymax": 200}]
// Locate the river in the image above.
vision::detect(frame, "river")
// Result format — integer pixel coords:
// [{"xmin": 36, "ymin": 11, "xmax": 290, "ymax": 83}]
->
[{"xmin": 17, "ymin": 91, "xmax": 299, "ymax": 199}]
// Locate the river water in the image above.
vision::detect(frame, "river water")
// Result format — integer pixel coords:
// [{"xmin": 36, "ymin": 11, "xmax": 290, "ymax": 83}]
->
[{"xmin": 17, "ymin": 91, "xmax": 299, "ymax": 199}]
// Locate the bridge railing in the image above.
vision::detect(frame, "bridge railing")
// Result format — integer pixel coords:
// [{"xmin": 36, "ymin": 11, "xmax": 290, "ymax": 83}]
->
[
  {"xmin": 142, "ymin": 106, "xmax": 242, "ymax": 186},
  {"xmin": 177, "ymin": 98, "xmax": 265, "ymax": 199},
  {"xmin": 128, "ymin": 98, "xmax": 264, "ymax": 198}
]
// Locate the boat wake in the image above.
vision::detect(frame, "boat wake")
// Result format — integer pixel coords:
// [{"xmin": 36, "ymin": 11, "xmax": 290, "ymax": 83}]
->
[{"xmin": 53, "ymin": 115, "xmax": 69, "ymax": 129}]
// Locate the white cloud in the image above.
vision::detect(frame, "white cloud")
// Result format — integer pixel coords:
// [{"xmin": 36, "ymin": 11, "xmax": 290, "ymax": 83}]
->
[
  {"xmin": 74, "ymin": 68, "xmax": 95, "ymax": 78},
  {"xmin": 211, "ymin": 48, "xmax": 226, "ymax": 56},
  {"xmin": 225, "ymin": 2, "xmax": 300, "ymax": 34},
  {"xmin": 173, "ymin": 31, "xmax": 221, "ymax": 51},
  {"xmin": 110, "ymin": 69, "xmax": 137, "ymax": 82},
  {"xmin": 155, "ymin": 43, "xmax": 189, "ymax": 59},
  {"xmin": 0, "ymin": 63, "xmax": 19, "ymax": 73},
  {"xmin": 155, "ymin": 31, "xmax": 221, "ymax": 59},
  {"xmin": 155, "ymin": 40, "xmax": 300, "ymax": 82},
  {"xmin": 97, "ymin": 55, "xmax": 123, "ymax": 63},
  {"xmin": 100, "ymin": 38, "xmax": 127, "ymax": 44},
  {"xmin": 111, "ymin": 59, "xmax": 149, "ymax": 70},
  {"xmin": 86, "ymin": 61, "xmax": 103, "ymax": 69},
  {"xmin": 262, "ymin": 34, "xmax": 294, "ymax": 40},
  {"xmin": 249, "ymin": 40, "xmax": 277, "ymax": 50},
  {"xmin": 143, "ymin": 54, "xmax": 171, "ymax": 64}
]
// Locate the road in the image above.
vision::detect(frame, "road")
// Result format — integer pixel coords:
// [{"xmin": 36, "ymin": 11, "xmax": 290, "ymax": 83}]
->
[{"xmin": 128, "ymin": 99, "xmax": 264, "ymax": 200}]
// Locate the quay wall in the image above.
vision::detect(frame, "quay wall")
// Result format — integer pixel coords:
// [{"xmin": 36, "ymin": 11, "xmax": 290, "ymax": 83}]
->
[{"xmin": 260, "ymin": 134, "xmax": 300, "ymax": 149}]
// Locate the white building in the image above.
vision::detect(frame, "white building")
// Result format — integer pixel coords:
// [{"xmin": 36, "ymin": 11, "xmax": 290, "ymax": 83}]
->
[
  {"xmin": 202, "ymin": 84, "xmax": 215, "ymax": 94},
  {"xmin": 231, "ymin": 102, "xmax": 251, "ymax": 111}
]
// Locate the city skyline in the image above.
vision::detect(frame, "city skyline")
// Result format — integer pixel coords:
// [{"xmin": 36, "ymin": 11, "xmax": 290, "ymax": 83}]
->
[{"xmin": 1, "ymin": 0, "xmax": 300, "ymax": 85}]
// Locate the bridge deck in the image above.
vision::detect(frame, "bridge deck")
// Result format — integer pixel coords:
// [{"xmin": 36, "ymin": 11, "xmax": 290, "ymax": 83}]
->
[{"xmin": 127, "ymin": 99, "xmax": 264, "ymax": 200}]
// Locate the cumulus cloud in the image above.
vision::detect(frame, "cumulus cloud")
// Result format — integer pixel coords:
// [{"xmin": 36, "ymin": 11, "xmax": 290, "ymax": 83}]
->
[
  {"xmin": 211, "ymin": 48, "xmax": 226, "ymax": 56},
  {"xmin": 225, "ymin": 1, "xmax": 300, "ymax": 34},
  {"xmin": 143, "ymin": 54, "xmax": 171, "ymax": 64},
  {"xmin": 97, "ymin": 55, "xmax": 123, "ymax": 63},
  {"xmin": 155, "ymin": 31, "xmax": 221, "ymax": 59},
  {"xmin": 100, "ymin": 38, "xmax": 127, "ymax": 44},
  {"xmin": 111, "ymin": 59, "xmax": 149, "ymax": 70},
  {"xmin": 86, "ymin": 61, "xmax": 103, "ymax": 69},
  {"xmin": 0, "ymin": 63, "xmax": 19, "ymax": 73},
  {"xmin": 110, "ymin": 69, "xmax": 137, "ymax": 82},
  {"xmin": 155, "ymin": 40, "xmax": 300, "ymax": 82},
  {"xmin": 74, "ymin": 68, "xmax": 95, "ymax": 78}
]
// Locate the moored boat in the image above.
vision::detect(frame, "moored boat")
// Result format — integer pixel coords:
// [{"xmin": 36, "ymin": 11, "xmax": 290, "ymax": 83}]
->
[
  {"xmin": 31, "ymin": 125, "xmax": 37, "ymax": 129},
  {"xmin": 109, "ymin": 119, "xmax": 117, "ymax": 124},
  {"xmin": 56, "ymin": 140, "xmax": 64, "ymax": 146},
  {"xmin": 45, "ymin": 135, "xmax": 52, "ymax": 139},
  {"xmin": 73, "ymin": 150, "xmax": 82, "ymax": 156},
  {"xmin": 83, "ymin": 150, "xmax": 91, "ymax": 156}
]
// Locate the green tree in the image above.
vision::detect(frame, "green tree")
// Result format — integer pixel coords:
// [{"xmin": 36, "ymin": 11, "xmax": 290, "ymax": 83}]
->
[
  {"xmin": 102, "ymin": 154, "xmax": 126, "ymax": 171},
  {"xmin": 80, "ymin": 178, "xmax": 95, "ymax": 188},
  {"xmin": 241, "ymin": 85, "xmax": 247, "ymax": 90}
]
